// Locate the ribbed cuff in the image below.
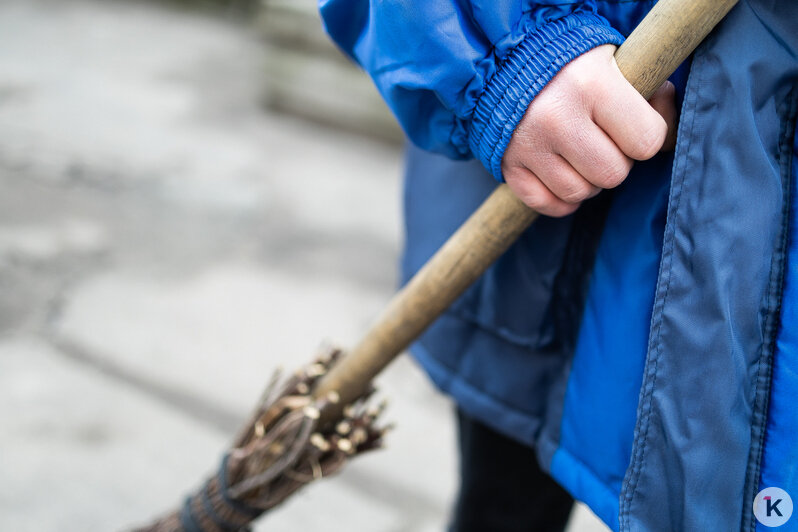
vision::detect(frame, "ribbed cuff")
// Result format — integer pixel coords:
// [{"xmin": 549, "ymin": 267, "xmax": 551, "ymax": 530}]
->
[{"xmin": 468, "ymin": 13, "xmax": 624, "ymax": 182}]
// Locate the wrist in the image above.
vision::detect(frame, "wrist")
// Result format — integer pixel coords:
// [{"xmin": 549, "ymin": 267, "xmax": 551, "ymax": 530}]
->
[{"xmin": 468, "ymin": 13, "xmax": 624, "ymax": 182}]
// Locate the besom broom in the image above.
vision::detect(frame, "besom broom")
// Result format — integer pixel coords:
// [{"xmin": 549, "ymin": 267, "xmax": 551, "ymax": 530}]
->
[{"xmin": 136, "ymin": 0, "xmax": 739, "ymax": 529}]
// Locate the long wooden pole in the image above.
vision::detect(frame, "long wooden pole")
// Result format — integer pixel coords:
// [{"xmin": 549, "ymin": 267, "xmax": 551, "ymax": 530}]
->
[{"xmin": 314, "ymin": 0, "xmax": 739, "ymax": 419}]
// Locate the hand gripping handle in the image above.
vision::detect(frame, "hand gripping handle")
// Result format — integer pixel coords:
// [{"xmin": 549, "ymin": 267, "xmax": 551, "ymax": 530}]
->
[{"xmin": 314, "ymin": 0, "xmax": 740, "ymax": 421}]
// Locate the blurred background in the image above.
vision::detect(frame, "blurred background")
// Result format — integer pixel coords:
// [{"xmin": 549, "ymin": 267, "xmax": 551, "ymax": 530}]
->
[{"xmin": 0, "ymin": 0, "xmax": 605, "ymax": 530}]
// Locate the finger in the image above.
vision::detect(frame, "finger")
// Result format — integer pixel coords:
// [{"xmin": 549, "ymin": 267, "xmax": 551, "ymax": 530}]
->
[
  {"xmin": 648, "ymin": 81, "xmax": 678, "ymax": 151},
  {"xmin": 504, "ymin": 166, "xmax": 581, "ymax": 218},
  {"xmin": 526, "ymin": 153, "xmax": 600, "ymax": 204},
  {"xmin": 553, "ymin": 119, "xmax": 633, "ymax": 190},
  {"xmin": 592, "ymin": 59, "xmax": 668, "ymax": 161}
]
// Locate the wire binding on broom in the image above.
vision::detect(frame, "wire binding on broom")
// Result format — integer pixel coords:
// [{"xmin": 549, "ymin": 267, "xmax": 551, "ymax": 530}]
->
[{"xmin": 135, "ymin": 346, "xmax": 389, "ymax": 532}]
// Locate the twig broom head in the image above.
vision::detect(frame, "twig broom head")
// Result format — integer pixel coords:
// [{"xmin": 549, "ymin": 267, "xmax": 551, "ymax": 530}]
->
[{"xmin": 135, "ymin": 346, "xmax": 389, "ymax": 532}]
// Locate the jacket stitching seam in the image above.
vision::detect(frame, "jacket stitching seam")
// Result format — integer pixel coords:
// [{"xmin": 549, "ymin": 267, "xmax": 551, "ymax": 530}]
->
[
  {"xmin": 618, "ymin": 49, "xmax": 704, "ymax": 530},
  {"xmin": 741, "ymin": 87, "xmax": 798, "ymax": 532}
]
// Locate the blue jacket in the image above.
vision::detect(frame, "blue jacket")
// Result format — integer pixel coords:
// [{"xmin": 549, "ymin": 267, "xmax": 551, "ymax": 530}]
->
[{"xmin": 320, "ymin": 1, "xmax": 798, "ymax": 530}]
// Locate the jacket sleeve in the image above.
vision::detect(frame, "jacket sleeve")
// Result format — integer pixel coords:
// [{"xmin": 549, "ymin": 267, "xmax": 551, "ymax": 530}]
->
[{"xmin": 318, "ymin": 1, "xmax": 624, "ymax": 181}]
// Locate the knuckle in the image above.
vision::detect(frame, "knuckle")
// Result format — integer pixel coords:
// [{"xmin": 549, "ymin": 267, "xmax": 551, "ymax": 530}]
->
[
  {"xmin": 534, "ymin": 106, "xmax": 559, "ymax": 131},
  {"xmin": 536, "ymin": 101, "xmax": 572, "ymax": 133},
  {"xmin": 632, "ymin": 119, "xmax": 667, "ymax": 160},
  {"xmin": 501, "ymin": 158, "xmax": 517, "ymax": 177},
  {"xmin": 518, "ymin": 189, "xmax": 547, "ymax": 210},
  {"xmin": 508, "ymin": 175, "xmax": 546, "ymax": 209},
  {"xmin": 560, "ymin": 180, "xmax": 593, "ymax": 203},
  {"xmin": 564, "ymin": 68, "xmax": 592, "ymax": 96},
  {"xmin": 560, "ymin": 190, "xmax": 584, "ymax": 204},
  {"xmin": 560, "ymin": 124, "xmax": 586, "ymax": 149},
  {"xmin": 594, "ymin": 158, "xmax": 632, "ymax": 188},
  {"xmin": 503, "ymin": 166, "xmax": 528, "ymax": 185},
  {"xmin": 516, "ymin": 179, "xmax": 581, "ymax": 217},
  {"xmin": 546, "ymin": 201, "xmax": 580, "ymax": 218}
]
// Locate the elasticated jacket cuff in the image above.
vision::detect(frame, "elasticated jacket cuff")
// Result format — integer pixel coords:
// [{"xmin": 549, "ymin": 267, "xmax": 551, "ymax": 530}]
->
[{"xmin": 468, "ymin": 13, "xmax": 624, "ymax": 181}]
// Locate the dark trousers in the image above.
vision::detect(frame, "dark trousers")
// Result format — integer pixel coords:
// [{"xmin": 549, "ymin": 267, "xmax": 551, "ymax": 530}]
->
[{"xmin": 449, "ymin": 409, "xmax": 574, "ymax": 532}]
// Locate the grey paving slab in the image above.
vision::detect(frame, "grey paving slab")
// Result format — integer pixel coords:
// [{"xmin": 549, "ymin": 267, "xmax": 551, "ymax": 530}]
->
[
  {"xmin": 0, "ymin": 338, "xmax": 416, "ymax": 532},
  {"xmin": 52, "ymin": 265, "xmax": 388, "ymax": 412},
  {"xmin": 0, "ymin": 337, "xmax": 227, "ymax": 532}
]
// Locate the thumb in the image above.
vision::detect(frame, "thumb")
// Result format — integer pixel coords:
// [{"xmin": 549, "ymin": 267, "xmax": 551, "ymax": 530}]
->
[{"xmin": 648, "ymin": 81, "xmax": 678, "ymax": 152}]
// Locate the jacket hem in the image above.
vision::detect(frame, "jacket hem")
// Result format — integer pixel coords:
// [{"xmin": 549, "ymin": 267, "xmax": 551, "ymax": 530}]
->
[
  {"xmin": 413, "ymin": 338, "xmax": 621, "ymax": 531},
  {"xmin": 549, "ymin": 444, "xmax": 621, "ymax": 531}
]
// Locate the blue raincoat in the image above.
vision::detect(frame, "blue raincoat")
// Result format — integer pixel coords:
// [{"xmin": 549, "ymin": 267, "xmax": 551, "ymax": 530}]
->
[{"xmin": 319, "ymin": 1, "xmax": 798, "ymax": 530}]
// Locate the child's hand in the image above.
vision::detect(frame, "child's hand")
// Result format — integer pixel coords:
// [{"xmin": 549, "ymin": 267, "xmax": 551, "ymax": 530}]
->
[{"xmin": 502, "ymin": 44, "xmax": 677, "ymax": 217}]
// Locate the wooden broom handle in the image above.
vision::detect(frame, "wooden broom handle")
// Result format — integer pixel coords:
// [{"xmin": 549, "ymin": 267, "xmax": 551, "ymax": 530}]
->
[{"xmin": 314, "ymin": 0, "xmax": 739, "ymax": 416}]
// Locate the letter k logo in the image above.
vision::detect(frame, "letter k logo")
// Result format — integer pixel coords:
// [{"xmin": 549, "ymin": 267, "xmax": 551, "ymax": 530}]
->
[
  {"xmin": 755, "ymin": 488, "xmax": 792, "ymax": 526},
  {"xmin": 765, "ymin": 496, "xmax": 783, "ymax": 517}
]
